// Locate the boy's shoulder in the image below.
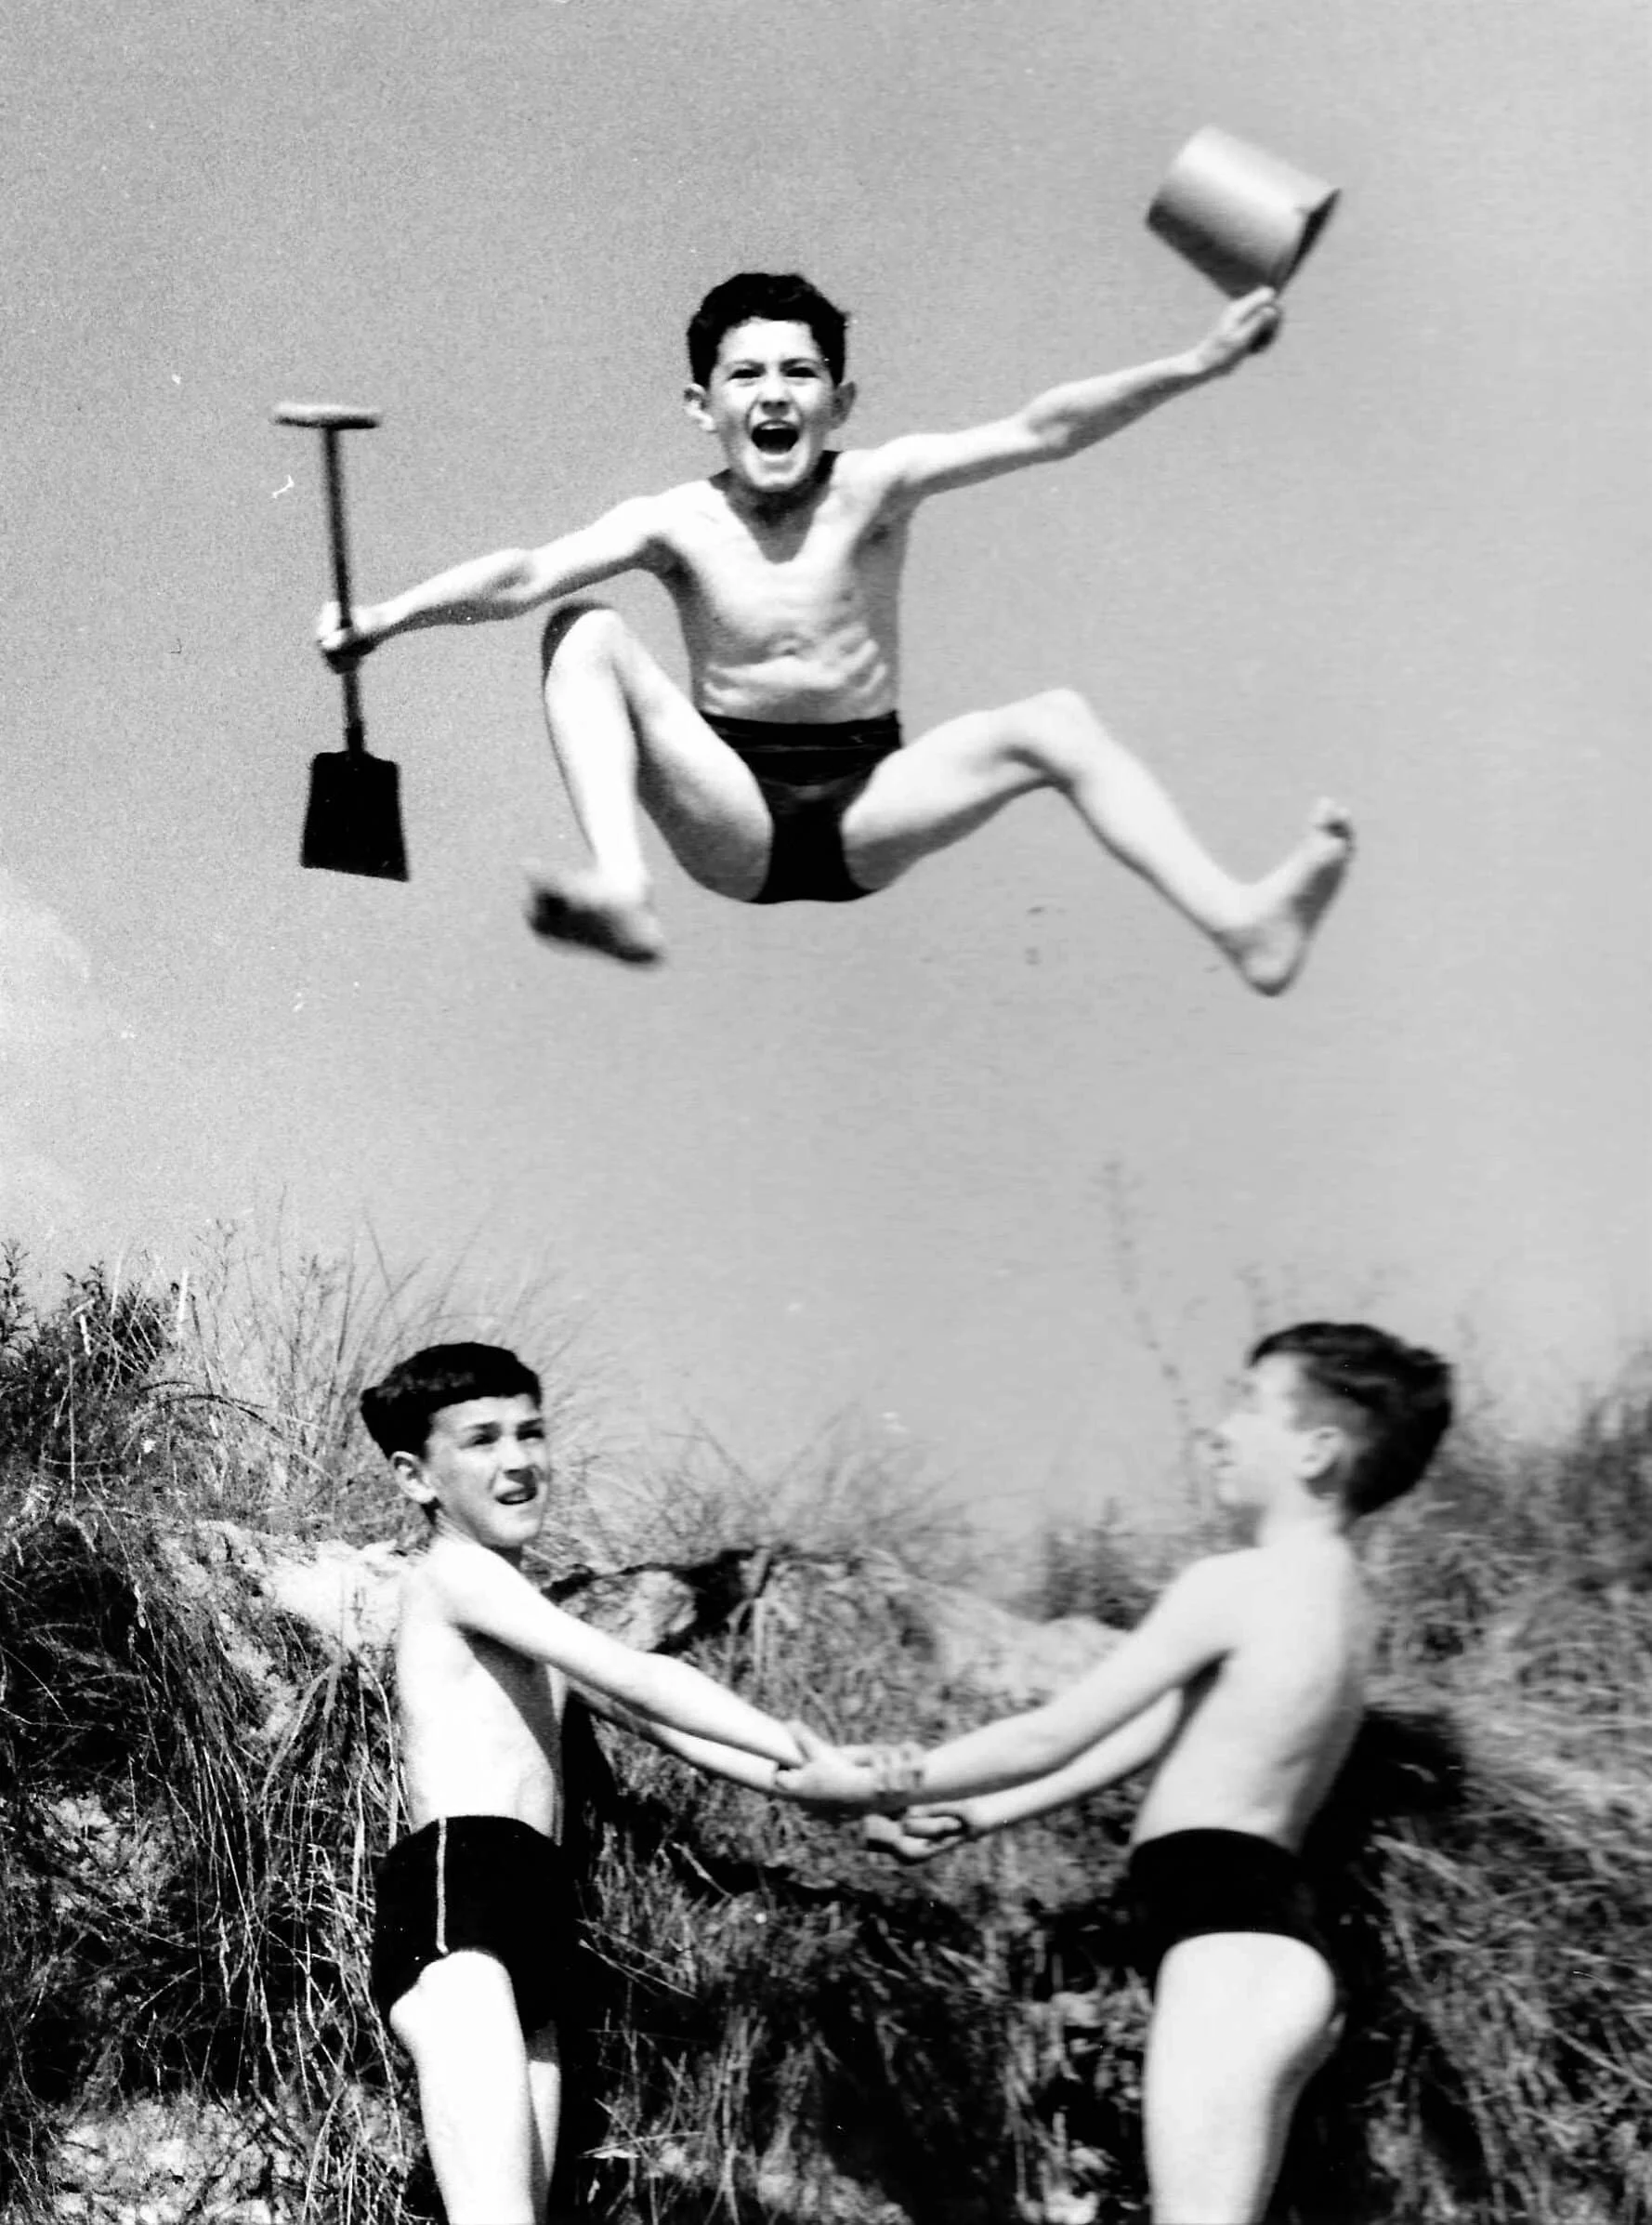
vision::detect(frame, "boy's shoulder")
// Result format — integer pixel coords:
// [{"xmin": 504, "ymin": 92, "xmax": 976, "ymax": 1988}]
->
[
  {"xmin": 1161, "ymin": 1545, "xmax": 1286, "ymax": 1629},
  {"xmin": 401, "ymin": 1534, "xmax": 531, "ymax": 1619},
  {"xmin": 636, "ymin": 475, "xmax": 728, "ymax": 528},
  {"xmin": 1173, "ymin": 1542, "xmax": 1263, "ymax": 1591},
  {"xmin": 1228, "ymin": 1535, "xmax": 1364, "ymax": 1626}
]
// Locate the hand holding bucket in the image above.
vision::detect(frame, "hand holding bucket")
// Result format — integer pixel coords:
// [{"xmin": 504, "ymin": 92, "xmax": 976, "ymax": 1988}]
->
[{"xmin": 1147, "ymin": 128, "xmax": 1340, "ymax": 350}]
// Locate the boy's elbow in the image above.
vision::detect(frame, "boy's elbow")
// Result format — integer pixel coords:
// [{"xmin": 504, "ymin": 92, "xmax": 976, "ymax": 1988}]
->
[
  {"xmin": 496, "ymin": 549, "xmax": 543, "ymax": 608},
  {"xmin": 1014, "ymin": 409, "xmax": 1073, "ymax": 466},
  {"xmin": 1028, "ymin": 1727, "xmax": 1080, "ymax": 1777},
  {"xmin": 1003, "ymin": 1708, "xmax": 1076, "ymax": 1782}
]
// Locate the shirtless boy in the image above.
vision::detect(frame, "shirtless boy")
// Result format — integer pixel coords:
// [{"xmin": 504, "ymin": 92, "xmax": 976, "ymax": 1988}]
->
[
  {"xmin": 361, "ymin": 1340, "xmax": 853, "ymax": 2225},
  {"xmin": 781, "ymin": 1322, "xmax": 1452, "ymax": 2225},
  {"xmin": 319, "ymin": 271, "xmax": 1353, "ymax": 988}
]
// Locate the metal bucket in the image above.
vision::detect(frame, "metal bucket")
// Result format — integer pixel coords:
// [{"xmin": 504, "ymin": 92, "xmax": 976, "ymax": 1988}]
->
[{"xmin": 1147, "ymin": 127, "xmax": 1340, "ymax": 297}]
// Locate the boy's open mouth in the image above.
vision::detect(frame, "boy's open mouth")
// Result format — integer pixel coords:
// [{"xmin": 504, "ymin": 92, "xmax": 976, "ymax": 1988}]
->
[{"xmin": 750, "ymin": 422, "xmax": 799, "ymax": 454}]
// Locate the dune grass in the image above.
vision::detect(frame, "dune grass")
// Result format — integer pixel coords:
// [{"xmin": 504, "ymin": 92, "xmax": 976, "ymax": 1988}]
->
[{"xmin": 1, "ymin": 1244, "xmax": 1648, "ymax": 2222}]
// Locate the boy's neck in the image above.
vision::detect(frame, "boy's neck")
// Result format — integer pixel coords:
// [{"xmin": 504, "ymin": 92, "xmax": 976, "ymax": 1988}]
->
[
  {"xmin": 1250, "ymin": 1494, "xmax": 1353, "ymax": 1551},
  {"xmin": 719, "ymin": 449, "xmax": 837, "ymax": 523},
  {"xmin": 430, "ymin": 1519, "xmax": 528, "ymax": 1572}
]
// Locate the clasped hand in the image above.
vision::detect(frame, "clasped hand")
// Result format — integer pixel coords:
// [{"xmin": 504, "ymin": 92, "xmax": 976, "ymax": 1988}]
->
[
  {"xmin": 776, "ymin": 1720, "xmax": 924, "ymax": 1812},
  {"xmin": 778, "ymin": 1724, "xmax": 973, "ymax": 1863}
]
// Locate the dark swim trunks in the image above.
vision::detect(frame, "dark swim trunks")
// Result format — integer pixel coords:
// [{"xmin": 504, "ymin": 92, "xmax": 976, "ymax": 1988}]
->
[
  {"xmin": 703, "ymin": 711, "xmax": 903, "ymax": 905},
  {"xmin": 1126, "ymin": 1828, "xmax": 1339, "ymax": 1997},
  {"xmin": 370, "ymin": 1814, "xmax": 580, "ymax": 2034}
]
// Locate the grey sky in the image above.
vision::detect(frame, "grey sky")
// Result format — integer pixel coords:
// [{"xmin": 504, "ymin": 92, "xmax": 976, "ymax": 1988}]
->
[{"xmin": 4, "ymin": 0, "xmax": 1647, "ymax": 1530}]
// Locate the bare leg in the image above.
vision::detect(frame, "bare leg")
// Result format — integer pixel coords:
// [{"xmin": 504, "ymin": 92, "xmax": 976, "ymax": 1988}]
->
[
  {"xmin": 527, "ymin": 603, "xmax": 772, "ymax": 964},
  {"xmin": 1142, "ymin": 1933, "xmax": 1341, "ymax": 2223},
  {"xmin": 389, "ymin": 1952, "xmax": 549, "ymax": 2225},
  {"xmin": 842, "ymin": 690, "xmax": 1354, "ymax": 995},
  {"xmin": 525, "ymin": 2019, "xmax": 563, "ymax": 2220}
]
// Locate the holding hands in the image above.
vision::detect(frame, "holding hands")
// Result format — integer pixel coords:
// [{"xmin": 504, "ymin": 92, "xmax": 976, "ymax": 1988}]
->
[
  {"xmin": 778, "ymin": 1725, "xmax": 978, "ymax": 1866},
  {"xmin": 776, "ymin": 1721, "xmax": 926, "ymax": 1814},
  {"xmin": 862, "ymin": 1809, "xmax": 976, "ymax": 1865}
]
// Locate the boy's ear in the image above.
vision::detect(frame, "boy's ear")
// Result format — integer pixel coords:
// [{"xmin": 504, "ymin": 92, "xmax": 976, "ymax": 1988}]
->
[
  {"xmin": 830, "ymin": 377, "xmax": 858, "ymax": 428},
  {"xmin": 1297, "ymin": 1425, "xmax": 1346, "ymax": 1494},
  {"xmin": 390, "ymin": 1449, "xmax": 437, "ymax": 1510},
  {"xmin": 683, "ymin": 381, "xmax": 714, "ymax": 433}
]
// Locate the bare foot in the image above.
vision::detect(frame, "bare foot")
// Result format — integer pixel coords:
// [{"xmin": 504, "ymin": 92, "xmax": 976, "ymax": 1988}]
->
[
  {"xmin": 1218, "ymin": 800, "xmax": 1355, "ymax": 996},
  {"xmin": 524, "ymin": 863, "xmax": 664, "ymax": 966}
]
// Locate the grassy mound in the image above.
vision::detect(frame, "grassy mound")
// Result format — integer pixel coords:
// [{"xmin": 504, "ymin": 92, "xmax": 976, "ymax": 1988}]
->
[{"xmin": 1, "ymin": 1249, "xmax": 1648, "ymax": 2222}]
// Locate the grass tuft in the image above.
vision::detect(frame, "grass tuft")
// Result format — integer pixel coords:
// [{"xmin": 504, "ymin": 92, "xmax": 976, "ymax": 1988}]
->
[{"xmin": 0, "ymin": 1245, "xmax": 1647, "ymax": 2221}]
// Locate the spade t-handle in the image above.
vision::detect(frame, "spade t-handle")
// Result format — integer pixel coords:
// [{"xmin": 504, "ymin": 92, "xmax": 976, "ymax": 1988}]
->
[{"xmin": 273, "ymin": 402, "xmax": 408, "ymax": 881}]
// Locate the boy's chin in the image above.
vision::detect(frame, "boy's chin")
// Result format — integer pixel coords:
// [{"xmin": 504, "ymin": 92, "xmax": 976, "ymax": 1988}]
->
[
  {"xmin": 441, "ymin": 1507, "xmax": 543, "ymax": 1551},
  {"xmin": 737, "ymin": 445, "xmax": 815, "ymax": 492}
]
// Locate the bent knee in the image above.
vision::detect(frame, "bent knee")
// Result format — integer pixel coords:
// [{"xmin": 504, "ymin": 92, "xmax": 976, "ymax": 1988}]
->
[
  {"xmin": 540, "ymin": 599, "xmax": 625, "ymax": 672},
  {"xmin": 1028, "ymin": 685, "xmax": 1090, "ymax": 725},
  {"xmin": 1010, "ymin": 687, "xmax": 1104, "ymax": 770}
]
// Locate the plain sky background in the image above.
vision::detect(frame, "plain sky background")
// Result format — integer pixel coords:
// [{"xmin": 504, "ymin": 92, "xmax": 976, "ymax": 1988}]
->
[{"xmin": 3, "ymin": 0, "xmax": 1647, "ymax": 1536}]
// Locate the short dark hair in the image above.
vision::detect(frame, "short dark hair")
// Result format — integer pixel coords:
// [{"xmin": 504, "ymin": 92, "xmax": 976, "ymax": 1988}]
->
[
  {"xmin": 687, "ymin": 272, "xmax": 849, "ymax": 388},
  {"xmin": 1250, "ymin": 1322, "xmax": 1452, "ymax": 1517},
  {"xmin": 360, "ymin": 1341, "xmax": 543, "ymax": 1459}
]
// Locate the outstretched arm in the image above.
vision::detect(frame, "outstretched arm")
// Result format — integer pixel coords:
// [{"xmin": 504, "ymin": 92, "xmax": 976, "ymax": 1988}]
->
[
  {"xmin": 867, "ymin": 1693, "xmax": 1180, "ymax": 1862},
  {"xmin": 871, "ymin": 289, "xmax": 1279, "ymax": 507},
  {"xmin": 317, "ymin": 494, "xmax": 664, "ymax": 665},
  {"xmin": 572, "ymin": 1683, "xmax": 806, "ymax": 1790},
  {"xmin": 779, "ymin": 1555, "xmax": 1242, "ymax": 1810},
  {"xmin": 428, "ymin": 1545, "xmax": 803, "ymax": 1767}
]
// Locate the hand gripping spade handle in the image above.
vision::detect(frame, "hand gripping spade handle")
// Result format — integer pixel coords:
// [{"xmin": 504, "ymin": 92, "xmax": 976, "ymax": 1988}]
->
[{"xmin": 273, "ymin": 402, "xmax": 409, "ymax": 880}]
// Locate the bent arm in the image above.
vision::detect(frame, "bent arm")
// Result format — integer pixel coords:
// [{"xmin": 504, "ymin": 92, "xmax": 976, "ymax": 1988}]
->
[
  {"xmin": 875, "ymin": 290, "xmax": 1279, "ymax": 505},
  {"xmin": 434, "ymin": 1548, "xmax": 802, "ymax": 1766},
  {"xmin": 329, "ymin": 497, "xmax": 663, "ymax": 655}
]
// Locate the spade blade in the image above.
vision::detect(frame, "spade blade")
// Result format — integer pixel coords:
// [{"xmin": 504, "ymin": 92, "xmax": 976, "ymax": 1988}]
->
[{"xmin": 301, "ymin": 744, "xmax": 409, "ymax": 881}]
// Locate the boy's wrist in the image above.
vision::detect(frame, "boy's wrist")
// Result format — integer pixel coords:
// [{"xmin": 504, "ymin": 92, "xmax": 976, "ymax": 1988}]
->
[
  {"xmin": 1173, "ymin": 344, "xmax": 1219, "ymax": 388},
  {"xmin": 869, "ymin": 1742, "xmax": 927, "ymax": 1812}
]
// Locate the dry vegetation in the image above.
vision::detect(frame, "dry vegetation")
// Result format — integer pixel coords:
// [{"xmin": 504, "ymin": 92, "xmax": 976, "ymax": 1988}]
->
[{"xmin": 0, "ymin": 1242, "xmax": 1647, "ymax": 2223}]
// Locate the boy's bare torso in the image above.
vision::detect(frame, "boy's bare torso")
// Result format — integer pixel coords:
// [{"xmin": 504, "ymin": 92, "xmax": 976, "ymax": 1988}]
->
[
  {"xmin": 1134, "ymin": 1537, "xmax": 1370, "ymax": 1850},
  {"xmin": 638, "ymin": 451, "xmax": 912, "ymax": 723},
  {"xmin": 396, "ymin": 1546, "xmax": 569, "ymax": 1841}
]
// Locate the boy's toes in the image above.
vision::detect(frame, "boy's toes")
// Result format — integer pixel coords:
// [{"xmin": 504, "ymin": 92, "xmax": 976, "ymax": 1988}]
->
[
  {"xmin": 1311, "ymin": 797, "xmax": 1356, "ymax": 849},
  {"xmin": 524, "ymin": 867, "xmax": 664, "ymax": 966}
]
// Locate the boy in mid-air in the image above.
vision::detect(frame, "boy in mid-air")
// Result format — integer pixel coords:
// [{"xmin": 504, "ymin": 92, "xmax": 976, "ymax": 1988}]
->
[
  {"xmin": 780, "ymin": 1323, "xmax": 1452, "ymax": 2225},
  {"xmin": 320, "ymin": 272, "xmax": 1352, "ymax": 987},
  {"xmin": 360, "ymin": 1340, "xmax": 862, "ymax": 2225}
]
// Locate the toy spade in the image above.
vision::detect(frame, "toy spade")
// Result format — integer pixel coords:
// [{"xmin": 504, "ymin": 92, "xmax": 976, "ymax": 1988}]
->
[
  {"xmin": 273, "ymin": 402, "xmax": 408, "ymax": 880},
  {"xmin": 1147, "ymin": 127, "xmax": 1340, "ymax": 352}
]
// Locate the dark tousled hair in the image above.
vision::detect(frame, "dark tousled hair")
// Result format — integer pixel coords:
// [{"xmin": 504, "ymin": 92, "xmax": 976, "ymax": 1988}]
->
[
  {"xmin": 1251, "ymin": 1322, "xmax": 1453, "ymax": 1518},
  {"xmin": 687, "ymin": 272, "xmax": 850, "ymax": 388},
  {"xmin": 360, "ymin": 1341, "xmax": 543, "ymax": 1460}
]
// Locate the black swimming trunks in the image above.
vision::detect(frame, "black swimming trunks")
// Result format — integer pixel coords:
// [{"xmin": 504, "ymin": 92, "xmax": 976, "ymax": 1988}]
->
[
  {"xmin": 1126, "ymin": 1828, "xmax": 1339, "ymax": 1997},
  {"xmin": 704, "ymin": 711, "xmax": 903, "ymax": 905},
  {"xmin": 370, "ymin": 1814, "xmax": 580, "ymax": 2034}
]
